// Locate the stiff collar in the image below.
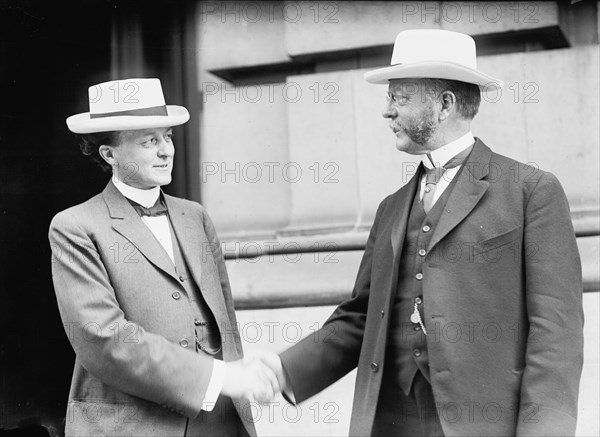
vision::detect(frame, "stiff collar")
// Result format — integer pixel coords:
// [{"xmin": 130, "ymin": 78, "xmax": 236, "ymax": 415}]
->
[
  {"xmin": 421, "ymin": 131, "xmax": 475, "ymax": 169},
  {"xmin": 112, "ymin": 176, "xmax": 161, "ymax": 208}
]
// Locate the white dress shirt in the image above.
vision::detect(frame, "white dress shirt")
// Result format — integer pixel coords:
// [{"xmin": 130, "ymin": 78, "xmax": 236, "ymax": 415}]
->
[
  {"xmin": 113, "ymin": 177, "xmax": 225, "ymax": 412},
  {"xmin": 419, "ymin": 131, "xmax": 475, "ymax": 205},
  {"xmin": 113, "ymin": 178, "xmax": 175, "ymax": 262}
]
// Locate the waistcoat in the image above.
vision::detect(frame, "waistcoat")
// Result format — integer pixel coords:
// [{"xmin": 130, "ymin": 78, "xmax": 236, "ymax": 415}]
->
[
  {"xmin": 384, "ymin": 164, "xmax": 465, "ymax": 396},
  {"xmin": 169, "ymin": 220, "xmax": 222, "ymax": 356}
]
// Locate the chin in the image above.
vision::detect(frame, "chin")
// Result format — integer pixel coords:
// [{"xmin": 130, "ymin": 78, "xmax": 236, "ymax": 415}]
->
[
  {"xmin": 147, "ymin": 174, "xmax": 172, "ymax": 187},
  {"xmin": 395, "ymin": 139, "xmax": 411, "ymax": 153},
  {"xmin": 157, "ymin": 177, "xmax": 172, "ymax": 187},
  {"xmin": 395, "ymin": 139, "xmax": 423, "ymax": 155}
]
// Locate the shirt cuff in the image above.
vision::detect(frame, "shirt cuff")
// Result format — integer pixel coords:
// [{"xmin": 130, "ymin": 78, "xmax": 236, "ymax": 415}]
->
[{"xmin": 201, "ymin": 359, "xmax": 225, "ymax": 411}]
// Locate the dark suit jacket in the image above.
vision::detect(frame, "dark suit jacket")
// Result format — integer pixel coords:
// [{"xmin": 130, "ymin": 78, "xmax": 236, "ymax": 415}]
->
[
  {"xmin": 281, "ymin": 139, "xmax": 584, "ymax": 437},
  {"xmin": 49, "ymin": 181, "xmax": 255, "ymax": 436}
]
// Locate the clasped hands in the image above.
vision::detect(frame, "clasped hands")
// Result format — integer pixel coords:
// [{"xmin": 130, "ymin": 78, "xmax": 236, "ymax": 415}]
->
[{"xmin": 221, "ymin": 352, "xmax": 287, "ymax": 403}]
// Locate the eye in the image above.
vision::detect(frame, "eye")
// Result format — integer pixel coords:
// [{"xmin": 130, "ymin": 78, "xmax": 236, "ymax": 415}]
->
[
  {"xmin": 387, "ymin": 93, "xmax": 408, "ymax": 105},
  {"xmin": 140, "ymin": 137, "xmax": 157, "ymax": 146},
  {"xmin": 164, "ymin": 133, "xmax": 173, "ymax": 142}
]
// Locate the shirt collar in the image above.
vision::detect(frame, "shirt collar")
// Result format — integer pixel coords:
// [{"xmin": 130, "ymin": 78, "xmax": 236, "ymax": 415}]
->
[
  {"xmin": 113, "ymin": 177, "xmax": 161, "ymax": 208},
  {"xmin": 421, "ymin": 131, "xmax": 475, "ymax": 169}
]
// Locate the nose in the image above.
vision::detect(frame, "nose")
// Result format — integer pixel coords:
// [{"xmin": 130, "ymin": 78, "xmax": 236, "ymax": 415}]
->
[
  {"xmin": 382, "ymin": 100, "xmax": 397, "ymax": 119},
  {"xmin": 157, "ymin": 136, "xmax": 174, "ymax": 158}
]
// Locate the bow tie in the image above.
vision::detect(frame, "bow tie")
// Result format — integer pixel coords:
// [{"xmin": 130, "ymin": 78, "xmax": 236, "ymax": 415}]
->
[{"xmin": 129, "ymin": 197, "xmax": 168, "ymax": 217}]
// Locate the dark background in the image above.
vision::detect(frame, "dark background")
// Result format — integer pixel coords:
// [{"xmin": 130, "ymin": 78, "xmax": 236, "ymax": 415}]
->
[{"xmin": 0, "ymin": 1, "xmax": 196, "ymax": 435}]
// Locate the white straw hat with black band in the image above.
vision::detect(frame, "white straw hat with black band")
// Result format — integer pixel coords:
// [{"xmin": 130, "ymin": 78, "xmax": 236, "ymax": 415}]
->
[{"xmin": 66, "ymin": 78, "xmax": 189, "ymax": 134}]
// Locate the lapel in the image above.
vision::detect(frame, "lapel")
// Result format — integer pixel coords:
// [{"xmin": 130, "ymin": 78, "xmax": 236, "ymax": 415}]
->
[
  {"xmin": 164, "ymin": 194, "xmax": 231, "ymax": 322},
  {"xmin": 102, "ymin": 181, "xmax": 179, "ymax": 282},
  {"xmin": 426, "ymin": 138, "xmax": 492, "ymax": 252},
  {"xmin": 390, "ymin": 167, "xmax": 422, "ymax": 262},
  {"xmin": 163, "ymin": 195, "xmax": 207, "ymax": 289}
]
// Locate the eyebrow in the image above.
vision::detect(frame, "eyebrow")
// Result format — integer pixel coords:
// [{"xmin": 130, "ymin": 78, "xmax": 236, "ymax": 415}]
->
[
  {"xmin": 389, "ymin": 91, "xmax": 411, "ymax": 100},
  {"xmin": 137, "ymin": 128, "xmax": 172, "ymax": 137}
]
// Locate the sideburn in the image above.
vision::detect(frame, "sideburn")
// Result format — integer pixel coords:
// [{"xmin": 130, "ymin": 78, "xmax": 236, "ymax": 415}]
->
[{"xmin": 404, "ymin": 104, "xmax": 438, "ymax": 146}]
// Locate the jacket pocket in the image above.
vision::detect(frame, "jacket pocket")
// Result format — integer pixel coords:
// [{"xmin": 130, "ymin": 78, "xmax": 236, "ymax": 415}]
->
[
  {"xmin": 473, "ymin": 225, "xmax": 522, "ymax": 257},
  {"xmin": 66, "ymin": 399, "xmax": 140, "ymax": 437}
]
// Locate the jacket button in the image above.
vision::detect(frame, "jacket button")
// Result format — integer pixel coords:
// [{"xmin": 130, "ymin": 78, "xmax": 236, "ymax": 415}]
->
[
  {"xmin": 422, "ymin": 225, "xmax": 431, "ymax": 233},
  {"xmin": 179, "ymin": 338, "xmax": 189, "ymax": 348},
  {"xmin": 414, "ymin": 296, "xmax": 422, "ymax": 305},
  {"xmin": 179, "ymin": 275, "xmax": 185, "ymax": 282},
  {"xmin": 380, "ymin": 310, "xmax": 385, "ymax": 318},
  {"xmin": 172, "ymin": 291, "xmax": 181, "ymax": 300},
  {"xmin": 413, "ymin": 349, "xmax": 421, "ymax": 357},
  {"xmin": 194, "ymin": 318, "xmax": 206, "ymax": 326},
  {"xmin": 370, "ymin": 362, "xmax": 379, "ymax": 372},
  {"xmin": 418, "ymin": 249, "xmax": 426, "ymax": 256},
  {"xmin": 415, "ymin": 273, "xmax": 423, "ymax": 280}
]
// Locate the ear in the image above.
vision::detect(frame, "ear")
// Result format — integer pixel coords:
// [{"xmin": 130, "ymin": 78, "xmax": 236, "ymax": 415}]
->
[
  {"xmin": 98, "ymin": 145, "xmax": 117, "ymax": 167},
  {"xmin": 438, "ymin": 90, "xmax": 457, "ymax": 121}
]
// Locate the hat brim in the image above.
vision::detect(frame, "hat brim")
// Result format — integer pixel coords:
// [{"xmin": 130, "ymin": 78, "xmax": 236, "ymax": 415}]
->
[
  {"xmin": 364, "ymin": 61, "xmax": 503, "ymax": 92},
  {"xmin": 66, "ymin": 105, "xmax": 190, "ymax": 134}
]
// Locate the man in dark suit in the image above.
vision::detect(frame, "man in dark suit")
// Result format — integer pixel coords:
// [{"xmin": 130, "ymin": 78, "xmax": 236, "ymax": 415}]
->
[
  {"xmin": 259, "ymin": 29, "xmax": 584, "ymax": 436},
  {"xmin": 49, "ymin": 78, "xmax": 279, "ymax": 436}
]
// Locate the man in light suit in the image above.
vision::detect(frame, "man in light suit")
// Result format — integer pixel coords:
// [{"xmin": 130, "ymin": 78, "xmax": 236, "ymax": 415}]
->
[
  {"xmin": 260, "ymin": 29, "xmax": 584, "ymax": 436},
  {"xmin": 49, "ymin": 78, "xmax": 279, "ymax": 436}
]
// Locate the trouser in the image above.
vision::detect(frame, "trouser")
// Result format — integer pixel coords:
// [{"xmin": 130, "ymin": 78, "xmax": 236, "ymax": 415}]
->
[{"xmin": 373, "ymin": 371, "xmax": 445, "ymax": 437}]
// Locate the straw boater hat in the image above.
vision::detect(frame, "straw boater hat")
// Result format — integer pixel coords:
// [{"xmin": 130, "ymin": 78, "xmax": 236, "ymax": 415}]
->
[
  {"xmin": 66, "ymin": 78, "xmax": 189, "ymax": 134},
  {"xmin": 364, "ymin": 29, "xmax": 503, "ymax": 92}
]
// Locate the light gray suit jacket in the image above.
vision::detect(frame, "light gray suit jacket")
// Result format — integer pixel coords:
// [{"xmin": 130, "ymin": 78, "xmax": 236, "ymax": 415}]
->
[{"xmin": 49, "ymin": 181, "xmax": 255, "ymax": 436}]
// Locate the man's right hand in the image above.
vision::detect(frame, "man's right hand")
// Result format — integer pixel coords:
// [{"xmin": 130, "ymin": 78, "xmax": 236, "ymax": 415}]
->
[
  {"xmin": 251, "ymin": 352, "xmax": 287, "ymax": 392},
  {"xmin": 251, "ymin": 351, "xmax": 297, "ymax": 404},
  {"xmin": 221, "ymin": 357, "xmax": 281, "ymax": 402}
]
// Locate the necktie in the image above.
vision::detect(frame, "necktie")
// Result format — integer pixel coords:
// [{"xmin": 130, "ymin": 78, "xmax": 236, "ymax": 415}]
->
[
  {"xmin": 422, "ymin": 145, "xmax": 473, "ymax": 213},
  {"xmin": 422, "ymin": 167, "xmax": 444, "ymax": 213},
  {"xmin": 129, "ymin": 197, "xmax": 168, "ymax": 217}
]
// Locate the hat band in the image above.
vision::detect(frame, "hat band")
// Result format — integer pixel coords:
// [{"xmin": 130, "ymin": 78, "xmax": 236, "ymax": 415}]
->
[{"xmin": 90, "ymin": 105, "xmax": 168, "ymax": 119}]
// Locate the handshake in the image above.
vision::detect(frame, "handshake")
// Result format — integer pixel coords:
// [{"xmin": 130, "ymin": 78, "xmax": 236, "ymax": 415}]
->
[{"xmin": 221, "ymin": 352, "xmax": 288, "ymax": 403}]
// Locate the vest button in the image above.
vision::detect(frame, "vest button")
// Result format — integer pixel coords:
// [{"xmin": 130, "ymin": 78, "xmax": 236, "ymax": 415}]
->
[
  {"xmin": 381, "ymin": 310, "xmax": 385, "ymax": 318},
  {"xmin": 414, "ymin": 325, "xmax": 421, "ymax": 331},
  {"xmin": 370, "ymin": 362, "xmax": 379, "ymax": 372},
  {"xmin": 179, "ymin": 275, "xmax": 185, "ymax": 282},
  {"xmin": 172, "ymin": 291, "xmax": 181, "ymax": 300},
  {"xmin": 194, "ymin": 318, "xmax": 206, "ymax": 326},
  {"xmin": 422, "ymin": 225, "xmax": 431, "ymax": 233},
  {"xmin": 413, "ymin": 349, "xmax": 421, "ymax": 357},
  {"xmin": 179, "ymin": 338, "xmax": 189, "ymax": 348},
  {"xmin": 415, "ymin": 273, "xmax": 423, "ymax": 280},
  {"xmin": 415, "ymin": 296, "xmax": 422, "ymax": 305},
  {"xmin": 418, "ymin": 249, "xmax": 426, "ymax": 256}
]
